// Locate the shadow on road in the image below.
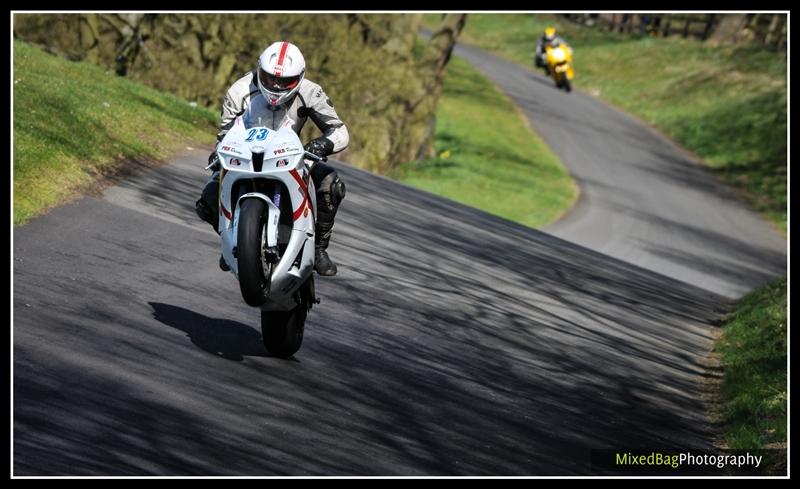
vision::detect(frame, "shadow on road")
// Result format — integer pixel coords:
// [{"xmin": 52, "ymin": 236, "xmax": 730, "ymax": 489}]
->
[
  {"xmin": 14, "ymin": 157, "xmax": 778, "ymax": 475},
  {"xmin": 13, "ymin": 355, "xmax": 231, "ymax": 476},
  {"xmin": 528, "ymin": 71, "xmax": 561, "ymax": 90},
  {"xmin": 149, "ymin": 302, "xmax": 267, "ymax": 361},
  {"xmin": 13, "ymin": 39, "xmax": 787, "ymax": 475}
]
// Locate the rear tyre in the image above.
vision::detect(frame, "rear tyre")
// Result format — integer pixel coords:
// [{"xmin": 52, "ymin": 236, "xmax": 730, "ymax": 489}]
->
[
  {"xmin": 261, "ymin": 306, "xmax": 306, "ymax": 358},
  {"xmin": 237, "ymin": 198, "xmax": 270, "ymax": 307},
  {"xmin": 261, "ymin": 277, "xmax": 314, "ymax": 358}
]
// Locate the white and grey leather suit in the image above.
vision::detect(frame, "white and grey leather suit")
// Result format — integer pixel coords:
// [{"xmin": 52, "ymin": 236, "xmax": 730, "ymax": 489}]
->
[
  {"xmin": 217, "ymin": 70, "xmax": 349, "ymax": 151},
  {"xmin": 199, "ymin": 71, "xmax": 349, "ymax": 249}
]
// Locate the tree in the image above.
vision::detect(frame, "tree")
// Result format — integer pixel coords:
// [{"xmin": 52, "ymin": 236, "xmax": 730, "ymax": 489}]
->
[{"xmin": 13, "ymin": 13, "xmax": 469, "ymax": 173}]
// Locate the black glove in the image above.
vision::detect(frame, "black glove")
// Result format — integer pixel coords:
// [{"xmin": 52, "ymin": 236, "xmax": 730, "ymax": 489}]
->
[{"xmin": 305, "ymin": 137, "xmax": 334, "ymax": 159}]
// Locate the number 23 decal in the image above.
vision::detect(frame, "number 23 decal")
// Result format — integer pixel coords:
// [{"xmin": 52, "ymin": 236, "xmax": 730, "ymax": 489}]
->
[{"xmin": 245, "ymin": 128, "xmax": 269, "ymax": 142}]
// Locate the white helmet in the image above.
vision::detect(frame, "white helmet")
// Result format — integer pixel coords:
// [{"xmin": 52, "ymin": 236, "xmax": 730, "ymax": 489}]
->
[{"xmin": 257, "ymin": 41, "xmax": 306, "ymax": 110}]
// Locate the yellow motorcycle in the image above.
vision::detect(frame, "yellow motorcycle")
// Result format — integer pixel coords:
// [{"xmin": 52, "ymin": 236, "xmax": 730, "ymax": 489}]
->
[{"xmin": 544, "ymin": 42, "xmax": 575, "ymax": 92}]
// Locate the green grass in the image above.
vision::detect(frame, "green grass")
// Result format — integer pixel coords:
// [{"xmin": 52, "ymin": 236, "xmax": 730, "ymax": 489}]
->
[
  {"xmin": 390, "ymin": 56, "xmax": 578, "ymax": 228},
  {"xmin": 716, "ymin": 278, "xmax": 787, "ymax": 451},
  {"xmin": 431, "ymin": 14, "xmax": 787, "ymax": 231},
  {"xmin": 13, "ymin": 40, "xmax": 218, "ymax": 225},
  {"xmin": 430, "ymin": 15, "xmax": 789, "ymax": 455}
]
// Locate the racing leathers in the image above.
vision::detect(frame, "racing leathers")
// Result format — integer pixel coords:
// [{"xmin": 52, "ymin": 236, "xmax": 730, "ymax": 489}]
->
[
  {"xmin": 535, "ymin": 35, "xmax": 570, "ymax": 71},
  {"xmin": 196, "ymin": 70, "xmax": 349, "ymax": 276}
]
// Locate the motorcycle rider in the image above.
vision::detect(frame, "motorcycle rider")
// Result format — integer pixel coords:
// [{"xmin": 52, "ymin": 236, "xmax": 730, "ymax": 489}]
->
[
  {"xmin": 195, "ymin": 41, "xmax": 349, "ymax": 277},
  {"xmin": 534, "ymin": 26, "xmax": 571, "ymax": 75}
]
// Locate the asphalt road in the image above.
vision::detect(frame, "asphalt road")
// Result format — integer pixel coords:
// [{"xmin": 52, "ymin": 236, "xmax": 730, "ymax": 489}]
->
[
  {"xmin": 452, "ymin": 42, "xmax": 786, "ymax": 299},
  {"xmin": 13, "ymin": 44, "xmax": 786, "ymax": 475}
]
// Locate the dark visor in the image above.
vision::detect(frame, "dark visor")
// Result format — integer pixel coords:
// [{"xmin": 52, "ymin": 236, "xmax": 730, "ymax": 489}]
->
[{"xmin": 259, "ymin": 68, "xmax": 300, "ymax": 92}]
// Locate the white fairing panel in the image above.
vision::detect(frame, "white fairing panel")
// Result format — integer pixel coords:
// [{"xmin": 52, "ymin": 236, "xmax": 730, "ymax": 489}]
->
[{"xmin": 216, "ymin": 112, "xmax": 316, "ymax": 310}]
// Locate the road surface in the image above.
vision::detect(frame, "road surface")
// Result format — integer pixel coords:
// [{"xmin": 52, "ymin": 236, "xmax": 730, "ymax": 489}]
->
[{"xmin": 13, "ymin": 43, "xmax": 786, "ymax": 475}]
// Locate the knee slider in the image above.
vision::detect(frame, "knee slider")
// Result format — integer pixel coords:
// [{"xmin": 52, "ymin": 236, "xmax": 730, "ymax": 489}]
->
[
  {"xmin": 319, "ymin": 172, "xmax": 345, "ymax": 210},
  {"xmin": 332, "ymin": 178, "xmax": 346, "ymax": 204}
]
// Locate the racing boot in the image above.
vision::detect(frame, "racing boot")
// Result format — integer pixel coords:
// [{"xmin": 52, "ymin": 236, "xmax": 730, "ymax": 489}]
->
[
  {"xmin": 314, "ymin": 220, "xmax": 338, "ymax": 277},
  {"xmin": 219, "ymin": 255, "xmax": 230, "ymax": 272}
]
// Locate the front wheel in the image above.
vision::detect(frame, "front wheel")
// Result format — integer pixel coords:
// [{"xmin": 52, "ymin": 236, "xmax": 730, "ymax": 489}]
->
[
  {"xmin": 553, "ymin": 72, "xmax": 564, "ymax": 89},
  {"xmin": 563, "ymin": 78, "xmax": 572, "ymax": 92},
  {"xmin": 237, "ymin": 198, "xmax": 271, "ymax": 307}
]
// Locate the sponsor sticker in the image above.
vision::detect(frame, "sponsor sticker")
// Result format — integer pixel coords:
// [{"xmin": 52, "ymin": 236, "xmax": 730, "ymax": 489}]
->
[
  {"xmin": 222, "ymin": 145, "xmax": 244, "ymax": 155},
  {"xmin": 230, "ymin": 158, "xmax": 241, "ymax": 166},
  {"xmin": 276, "ymin": 159, "xmax": 289, "ymax": 167}
]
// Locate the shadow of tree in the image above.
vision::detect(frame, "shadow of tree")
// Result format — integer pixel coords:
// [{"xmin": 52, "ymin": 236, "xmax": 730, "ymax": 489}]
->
[{"xmin": 12, "ymin": 149, "xmax": 784, "ymax": 475}]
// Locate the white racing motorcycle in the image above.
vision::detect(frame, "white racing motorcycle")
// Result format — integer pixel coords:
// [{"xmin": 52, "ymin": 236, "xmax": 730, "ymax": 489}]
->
[{"xmin": 211, "ymin": 110, "xmax": 321, "ymax": 358}]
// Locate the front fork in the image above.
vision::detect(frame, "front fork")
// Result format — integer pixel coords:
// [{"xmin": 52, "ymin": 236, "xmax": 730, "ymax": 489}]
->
[{"xmin": 263, "ymin": 183, "xmax": 283, "ymax": 266}]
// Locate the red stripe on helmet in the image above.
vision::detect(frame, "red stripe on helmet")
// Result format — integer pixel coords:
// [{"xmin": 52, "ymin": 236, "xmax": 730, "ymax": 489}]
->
[{"xmin": 274, "ymin": 42, "xmax": 290, "ymax": 76}]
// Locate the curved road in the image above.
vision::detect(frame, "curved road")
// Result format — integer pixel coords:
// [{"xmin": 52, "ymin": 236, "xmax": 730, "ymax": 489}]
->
[
  {"xmin": 13, "ymin": 44, "xmax": 786, "ymax": 475},
  {"xmin": 452, "ymin": 42, "xmax": 786, "ymax": 299}
]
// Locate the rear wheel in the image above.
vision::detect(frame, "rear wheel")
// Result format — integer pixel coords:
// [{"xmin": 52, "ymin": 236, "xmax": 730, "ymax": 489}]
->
[
  {"xmin": 237, "ymin": 198, "xmax": 272, "ymax": 307},
  {"xmin": 261, "ymin": 277, "xmax": 314, "ymax": 358},
  {"xmin": 261, "ymin": 306, "xmax": 306, "ymax": 358}
]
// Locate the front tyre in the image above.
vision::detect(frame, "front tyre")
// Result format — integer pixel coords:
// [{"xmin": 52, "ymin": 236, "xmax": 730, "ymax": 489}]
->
[
  {"xmin": 563, "ymin": 78, "xmax": 572, "ymax": 92},
  {"xmin": 237, "ymin": 198, "xmax": 270, "ymax": 307},
  {"xmin": 553, "ymin": 72, "xmax": 564, "ymax": 89}
]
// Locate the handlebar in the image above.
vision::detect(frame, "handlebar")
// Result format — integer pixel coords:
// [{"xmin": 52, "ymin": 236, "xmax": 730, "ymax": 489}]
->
[
  {"xmin": 205, "ymin": 153, "xmax": 221, "ymax": 171},
  {"xmin": 304, "ymin": 151, "xmax": 327, "ymax": 163}
]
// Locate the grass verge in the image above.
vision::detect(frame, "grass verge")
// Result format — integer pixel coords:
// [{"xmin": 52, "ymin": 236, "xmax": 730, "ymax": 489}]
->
[
  {"xmin": 13, "ymin": 40, "xmax": 218, "ymax": 226},
  {"xmin": 429, "ymin": 15, "xmax": 788, "ymax": 456},
  {"xmin": 715, "ymin": 277, "xmax": 787, "ymax": 452},
  {"xmin": 431, "ymin": 14, "xmax": 787, "ymax": 231},
  {"xmin": 390, "ymin": 55, "xmax": 578, "ymax": 228}
]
